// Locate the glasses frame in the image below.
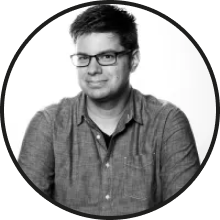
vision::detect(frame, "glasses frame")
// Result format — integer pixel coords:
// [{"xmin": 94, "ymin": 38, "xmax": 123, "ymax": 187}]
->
[{"xmin": 70, "ymin": 50, "xmax": 132, "ymax": 67}]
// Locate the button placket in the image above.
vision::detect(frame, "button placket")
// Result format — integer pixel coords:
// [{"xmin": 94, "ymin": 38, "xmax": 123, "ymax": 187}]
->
[
  {"xmin": 106, "ymin": 162, "xmax": 110, "ymax": 168},
  {"xmin": 102, "ymin": 156, "xmax": 112, "ymax": 204},
  {"xmin": 105, "ymin": 194, "xmax": 110, "ymax": 200},
  {"xmin": 95, "ymin": 131, "xmax": 108, "ymax": 152}
]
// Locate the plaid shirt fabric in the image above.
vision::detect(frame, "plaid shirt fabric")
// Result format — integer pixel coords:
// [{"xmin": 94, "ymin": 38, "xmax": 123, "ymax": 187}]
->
[{"xmin": 18, "ymin": 88, "xmax": 200, "ymax": 216}]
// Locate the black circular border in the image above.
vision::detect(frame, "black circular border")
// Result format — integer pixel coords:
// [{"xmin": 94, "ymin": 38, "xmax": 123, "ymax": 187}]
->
[{"xmin": 1, "ymin": 1, "xmax": 220, "ymax": 219}]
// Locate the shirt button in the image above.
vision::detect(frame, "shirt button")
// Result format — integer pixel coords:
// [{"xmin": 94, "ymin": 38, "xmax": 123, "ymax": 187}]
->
[
  {"xmin": 96, "ymin": 134, "xmax": 101, "ymax": 139},
  {"xmin": 105, "ymin": 195, "xmax": 110, "ymax": 200},
  {"xmin": 106, "ymin": 163, "xmax": 110, "ymax": 168}
]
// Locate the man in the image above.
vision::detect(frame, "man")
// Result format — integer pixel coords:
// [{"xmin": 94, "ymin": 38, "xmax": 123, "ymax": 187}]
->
[{"xmin": 18, "ymin": 4, "xmax": 200, "ymax": 216}]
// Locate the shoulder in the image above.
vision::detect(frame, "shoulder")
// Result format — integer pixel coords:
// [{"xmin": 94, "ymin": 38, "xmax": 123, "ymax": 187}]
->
[
  {"xmin": 137, "ymin": 90, "xmax": 190, "ymax": 129},
  {"xmin": 134, "ymin": 89, "xmax": 179, "ymax": 117},
  {"xmin": 133, "ymin": 89, "xmax": 190, "ymax": 128},
  {"xmin": 37, "ymin": 92, "xmax": 82, "ymax": 126}
]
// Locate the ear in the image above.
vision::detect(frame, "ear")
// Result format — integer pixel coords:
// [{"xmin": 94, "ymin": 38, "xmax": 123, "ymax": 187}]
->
[{"xmin": 130, "ymin": 49, "xmax": 140, "ymax": 73}]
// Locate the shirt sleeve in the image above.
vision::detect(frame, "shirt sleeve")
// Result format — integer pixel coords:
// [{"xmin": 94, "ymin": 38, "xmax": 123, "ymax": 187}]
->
[
  {"xmin": 18, "ymin": 111, "xmax": 55, "ymax": 197},
  {"xmin": 161, "ymin": 107, "xmax": 200, "ymax": 200}
]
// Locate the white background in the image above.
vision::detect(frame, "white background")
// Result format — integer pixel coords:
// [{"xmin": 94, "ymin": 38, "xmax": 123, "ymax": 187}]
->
[{"xmin": 2, "ymin": 1, "xmax": 216, "ymax": 162}]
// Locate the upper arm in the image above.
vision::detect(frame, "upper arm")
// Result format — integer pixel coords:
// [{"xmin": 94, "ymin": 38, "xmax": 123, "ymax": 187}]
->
[
  {"xmin": 18, "ymin": 111, "xmax": 55, "ymax": 196},
  {"xmin": 160, "ymin": 108, "xmax": 200, "ymax": 200}
]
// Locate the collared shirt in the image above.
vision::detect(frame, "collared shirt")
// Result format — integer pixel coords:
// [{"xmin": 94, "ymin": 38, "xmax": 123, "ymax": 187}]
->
[
  {"xmin": 18, "ymin": 88, "xmax": 200, "ymax": 216},
  {"xmin": 101, "ymin": 131, "xmax": 112, "ymax": 149}
]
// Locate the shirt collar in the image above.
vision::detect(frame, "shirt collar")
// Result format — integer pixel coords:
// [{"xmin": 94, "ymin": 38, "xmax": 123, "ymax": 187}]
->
[
  {"xmin": 76, "ymin": 92, "xmax": 86, "ymax": 126},
  {"xmin": 76, "ymin": 87, "xmax": 143, "ymax": 126},
  {"xmin": 126, "ymin": 88, "xmax": 143, "ymax": 125}
]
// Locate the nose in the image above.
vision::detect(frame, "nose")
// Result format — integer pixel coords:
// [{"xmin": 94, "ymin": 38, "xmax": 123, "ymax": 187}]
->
[{"xmin": 87, "ymin": 57, "xmax": 102, "ymax": 76}]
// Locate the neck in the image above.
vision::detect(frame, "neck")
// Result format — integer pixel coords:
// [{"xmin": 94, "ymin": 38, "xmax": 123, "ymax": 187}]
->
[{"xmin": 87, "ymin": 84, "xmax": 131, "ymax": 120}]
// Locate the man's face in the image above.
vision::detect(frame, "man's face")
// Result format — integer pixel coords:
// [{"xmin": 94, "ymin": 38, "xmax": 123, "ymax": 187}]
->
[{"xmin": 75, "ymin": 33, "xmax": 134, "ymax": 101}]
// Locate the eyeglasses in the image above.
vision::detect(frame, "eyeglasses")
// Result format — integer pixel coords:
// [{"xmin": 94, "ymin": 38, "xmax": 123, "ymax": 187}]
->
[{"xmin": 70, "ymin": 50, "xmax": 131, "ymax": 67}]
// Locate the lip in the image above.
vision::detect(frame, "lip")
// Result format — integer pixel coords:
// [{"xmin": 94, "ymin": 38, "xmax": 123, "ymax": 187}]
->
[{"xmin": 87, "ymin": 80, "xmax": 107, "ymax": 87}]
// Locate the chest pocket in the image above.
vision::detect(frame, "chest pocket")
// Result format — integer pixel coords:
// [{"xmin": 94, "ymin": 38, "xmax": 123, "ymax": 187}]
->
[{"xmin": 123, "ymin": 153, "xmax": 155, "ymax": 200}]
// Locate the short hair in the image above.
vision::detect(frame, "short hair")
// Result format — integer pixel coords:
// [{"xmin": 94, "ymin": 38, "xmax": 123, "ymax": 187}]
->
[{"xmin": 70, "ymin": 4, "xmax": 139, "ymax": 51}]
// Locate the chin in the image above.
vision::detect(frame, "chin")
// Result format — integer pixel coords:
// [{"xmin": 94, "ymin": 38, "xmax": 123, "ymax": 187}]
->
[
  {"xmin": 85, "ymin": 88, "xmax": 111, "ymax": 101},
  {"xmin": 88, "ymin": 92, "xmax": 109, "ymax": 101}
]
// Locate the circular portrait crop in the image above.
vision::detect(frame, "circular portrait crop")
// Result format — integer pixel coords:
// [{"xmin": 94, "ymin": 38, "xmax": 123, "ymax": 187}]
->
[{"xmin": 1, "ymin": 1, "xmax": 219, "ymax": 219}]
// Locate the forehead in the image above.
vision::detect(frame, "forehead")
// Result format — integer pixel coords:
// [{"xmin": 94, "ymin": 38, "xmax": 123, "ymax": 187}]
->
[{"xmin": 75, "ymin": 33, "xmax": 124, "ymax": 54}]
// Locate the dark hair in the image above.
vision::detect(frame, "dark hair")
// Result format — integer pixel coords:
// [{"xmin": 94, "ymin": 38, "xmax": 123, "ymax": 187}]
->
[{"xmin": 70, "ymin": 5, "xmax": 139, "ymax": 51}]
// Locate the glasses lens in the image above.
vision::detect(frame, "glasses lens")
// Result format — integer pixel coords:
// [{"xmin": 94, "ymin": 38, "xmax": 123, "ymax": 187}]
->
[
  {"xmin": 98, "ymin": 53, "xmax": 116, "ymax": 65},
  {"xmin": 72, "ymin": 55, "xmax": 90, "ymax": 67}
]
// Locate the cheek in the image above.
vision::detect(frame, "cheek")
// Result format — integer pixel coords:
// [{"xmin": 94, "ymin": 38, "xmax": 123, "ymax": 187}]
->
[
  {"xmin": 112, "ymin": 65, "xmax": 130, "ymax": 83},
  {"xmin": 107, "ymin": 67, "xmax": 129, "ymax": 87},
  {"xmin": 77, "ymin": 70, "xmax": 85, "ymax": 81},
  {"xmin": 77, "ymin": 72, "xmax": 86, "ymax": 89},
  {"xmin": 108, "ymin": 71, "xmax": 121, "ymax": 85}
]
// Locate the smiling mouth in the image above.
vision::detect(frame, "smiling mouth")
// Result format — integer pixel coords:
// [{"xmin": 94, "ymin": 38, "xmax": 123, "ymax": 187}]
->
[{"xmin": 87, "ymin": 80, "xmax": 107, "ymax": 87}]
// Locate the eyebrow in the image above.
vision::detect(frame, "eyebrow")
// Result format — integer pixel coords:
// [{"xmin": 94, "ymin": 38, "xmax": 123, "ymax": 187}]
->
[{"xmin": 76, "ymin": 49, "xmax": 120, "ymax": 56}]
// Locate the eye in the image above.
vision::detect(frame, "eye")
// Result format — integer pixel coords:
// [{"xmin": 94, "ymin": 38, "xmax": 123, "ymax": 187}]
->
[
  {"xmin": 78, "ymin": 55, "xmax": 89, "ymax": 61},
  {"xmin": 104, "ymin": 54, "xmax": 114, "ymax": 59},
  {"xmin": 100, "ymin": 53, "xmax": 115, "ymax": 61}
]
